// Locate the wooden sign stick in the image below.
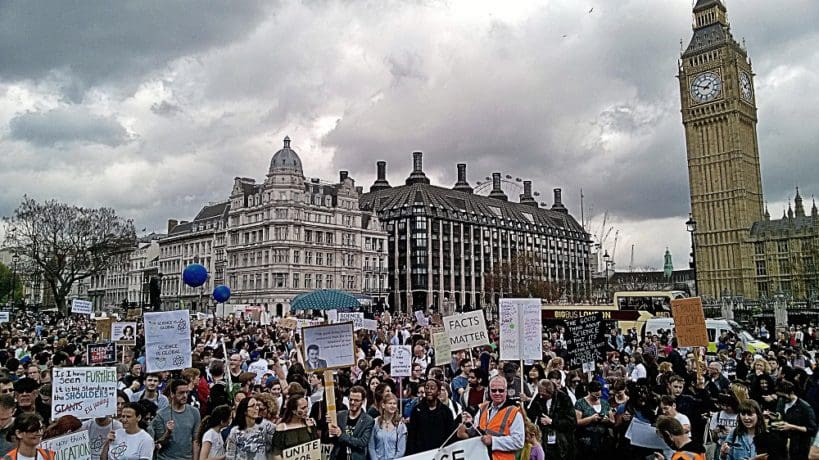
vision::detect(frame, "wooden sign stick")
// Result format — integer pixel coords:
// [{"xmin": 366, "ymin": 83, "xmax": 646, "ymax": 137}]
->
[{"xmin": 323, "ymin": 370, "xmax": 337, "ymax": 427}]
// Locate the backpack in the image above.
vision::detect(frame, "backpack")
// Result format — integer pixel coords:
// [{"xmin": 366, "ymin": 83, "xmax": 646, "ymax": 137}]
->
[{"xmin": 207, "ymin": 381, "xmax": 230, "ymax": 414}]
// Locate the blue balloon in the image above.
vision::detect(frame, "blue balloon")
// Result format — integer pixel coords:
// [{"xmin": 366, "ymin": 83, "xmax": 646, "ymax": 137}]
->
[
  {"xmin": 213, "ymin": 285, "xmax": 231, "ymax": 303},
  {"xmin": 182, "ymin": 263, "xmax": 208, "ymax": 288}
]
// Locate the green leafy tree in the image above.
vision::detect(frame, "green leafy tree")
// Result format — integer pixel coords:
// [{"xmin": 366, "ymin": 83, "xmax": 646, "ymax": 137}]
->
[
  {"xmin": 3, "ymin": 197, "xmax": 136, "ymax": 312},
  {"xmin": 0, "ymin": 262, "xmax": 24, "ymax": 305}
]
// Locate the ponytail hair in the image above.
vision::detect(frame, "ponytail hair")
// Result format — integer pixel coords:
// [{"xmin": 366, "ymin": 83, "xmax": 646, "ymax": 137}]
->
[{"xmin": 197, "ymin": 405, "xmax": 231, "ymax": 442}]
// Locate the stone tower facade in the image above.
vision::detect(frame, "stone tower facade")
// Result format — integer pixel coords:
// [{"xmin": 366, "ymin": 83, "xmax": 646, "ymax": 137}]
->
[{"xmin": 678, "ymin": 0, "xmax": 764, "ymax": 299}]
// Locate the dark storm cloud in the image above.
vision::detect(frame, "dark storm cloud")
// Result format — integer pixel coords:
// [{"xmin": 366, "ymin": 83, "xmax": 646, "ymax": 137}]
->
[
  {"xmin": 0, "ymin": 1, "xmax": 270, "ymax": 96},
  {"xmin": 8, "ymin": 108, "xmax": 130, "ymax": 147}
]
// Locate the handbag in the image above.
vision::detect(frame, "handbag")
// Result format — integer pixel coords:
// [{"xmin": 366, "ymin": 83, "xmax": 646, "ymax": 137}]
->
[{"xmin": 703, "ymin": 420, "xmax": 718, "ymax": 460}]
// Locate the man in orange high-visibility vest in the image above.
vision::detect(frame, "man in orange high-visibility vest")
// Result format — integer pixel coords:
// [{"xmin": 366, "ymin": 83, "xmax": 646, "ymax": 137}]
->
[
  {"xmin": 457, "ymin": 375, "xmax": 524, "ymax": 460},
  {"xmin": 654, "ymin": 415, "xmax": 706, "ymax": 460}
]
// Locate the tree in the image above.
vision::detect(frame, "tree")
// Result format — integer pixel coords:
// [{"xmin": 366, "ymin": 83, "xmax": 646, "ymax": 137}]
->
[
  {"xmin": 0, "ymin": 262, "xmax": 24, "ymax": 305},
  {"xmin": 3, "ymin": 197, "xmax": 136, "ymax": 312},
  {"xmin": 484, "ymin": 251, "xmax": 568, "ymax": 303}
]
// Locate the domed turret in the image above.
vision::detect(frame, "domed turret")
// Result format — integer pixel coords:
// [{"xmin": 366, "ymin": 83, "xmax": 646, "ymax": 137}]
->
[{"xmin": 269, "ymin": 136, "xmax": 303, "ymax": 176}]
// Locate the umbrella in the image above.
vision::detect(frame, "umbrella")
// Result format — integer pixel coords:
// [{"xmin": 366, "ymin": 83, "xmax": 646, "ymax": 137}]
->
[{"xmin": 290, "ymin": 289, "xmax": 361, "ymax": 311}]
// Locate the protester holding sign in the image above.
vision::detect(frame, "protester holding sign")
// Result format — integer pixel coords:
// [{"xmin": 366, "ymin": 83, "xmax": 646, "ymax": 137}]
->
[
  {"xmin": 327, "ymin": 385, "xmax": 374, "ymax": 460},
  {"xmin": 271, "ymin": 396, "xmax": 317, "ymax": 459},
  {"xmin": 152, "ymin": 380, "xmax": 201, "ymax": 460},
  {"xmin": 101, "ymin": 402, "xmax": 153, "ymax": 460}
]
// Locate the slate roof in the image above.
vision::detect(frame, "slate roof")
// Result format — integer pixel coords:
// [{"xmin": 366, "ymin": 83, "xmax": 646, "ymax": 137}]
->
[
  {"xmin": 168, "ymin": 201, "xmax": 230, "ymax": 236},
  {"xmin": 360, "ymin": 183, "xmax": 588, "ymax": 239},
  {"xmin": 195, "ymin": 201, "xmax": 231, "ymax": 220},
  {"xmin": 750, "ymin": 215, "xmax": 819, "ymax": 238}
]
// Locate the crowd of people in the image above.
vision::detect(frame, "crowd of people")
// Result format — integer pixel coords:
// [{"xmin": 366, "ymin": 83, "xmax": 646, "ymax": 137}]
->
[{"xmin": 0, "ymin": 308, "xmax": 819, "ymax": 460}]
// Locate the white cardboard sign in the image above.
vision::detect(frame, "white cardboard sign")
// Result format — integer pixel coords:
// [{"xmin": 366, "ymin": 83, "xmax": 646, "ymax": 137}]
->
[
  {"xmin": 51, "ymin": 367, "xmax": 117, "ymax": 420},
  {"xmin": 337, "ymin": 312, "xmax": 364, "ymax": 330},
  {"xmin": 499, "ymin": 298, "xmax": 543, "ymax": 361},
  {"xmin": 41, "ymin": 430, "xmax": 91, "ymax": 460},
  {"xmin": 71, "ymin": 299, "xmax": 93, "ymax": 315},
  {"xmin": 144, "ymin": 310, "xmax": 192, "ymax": 372},
  {"xmin": 391, "ymin": 345, "xmax": 412, "ymax": 377},
  {"xmin": 443, "ymin": 311, "xmax": 489, "ymax": 351}
]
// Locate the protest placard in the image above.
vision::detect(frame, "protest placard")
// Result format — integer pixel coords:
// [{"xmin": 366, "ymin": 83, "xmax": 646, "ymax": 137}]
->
[
  {"xmin": 126, "ymin": 307, "xmax": 142, "ymax": 320},
  {"xmin": 248, "ymin": 359, "xmax": 270, "ymax": 384},
  {"xmin": 52, "ymin": 367, "xmax": 117, "ymax": 420},
  {"xmin": 361, "ymin": 318, "xmax": 378, "ymax": 331},
  {"xmin": 41, "ymin": 430, "xmax": 91, "ymax": 460},
  {"xmin": 87, "ymin": 342, "xmax": 117, "ymax": 365},
  {"xmin": 283, "ymin": 438, "xmax": 321, "ymax": 460},
  {"xmin": 391, "ymin": 345, "xmax": 412, "ymax": 377},
  {"xmin": 671, "ymin": 297, "xmax": 708, "ymax": 347},
  {"xmin": 0, "ymin": 312, "xmax": 8, "ymax": 323},
  {"xmin": 563, "ymin": 312, "xmax": 606, "ymax": 372},
  {"xmin": 279, "ymin": 317, "xmax": 298, "ymax": 330},
  {"xmin": 94, "ymin": 318, "xmax": 113, "ymax": 341},
  {"xmin": 326, "ymin": 309, "xmax": 338, "ymax": 323},
  {"xmin": 432, "ymin": 330, "xmax": 451, "ymax": 366},
  {"xmin": 414, "ymin": 310, "xmax": 429, "ymax": 326},
  {"xmin": 144, "ymin": 310, "xmax": 191, "ymax": 372},
  {"xmin": 302, "ymin": 322, "xmax": 355, "ymax": 371},
  {"xmin": 71, "ymin": 299, "xmax": 92, "ymax": 315},
  {"xmin": 396, "ymin": 437, "xmax": 490, "ymax": 460},
  {"xmin": 499, "ymin": 299, "xmax": 543, "ymax": 361},
  {"xmin": 111, "ymin": 321, "xmax": 137, "ymax": 345},
  {"xmin": 443, "ymin": 311, "xmax": 489, "ymax": 351},
  {"xmin": 337, "ymin": 312, "xmax": 363, "ymax": 330}
]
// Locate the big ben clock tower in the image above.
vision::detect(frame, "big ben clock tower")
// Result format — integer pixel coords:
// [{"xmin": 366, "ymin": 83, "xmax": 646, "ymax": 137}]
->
[{"xmin": 679, "ymin": 0, "xmax": 764, "ymax": 299}]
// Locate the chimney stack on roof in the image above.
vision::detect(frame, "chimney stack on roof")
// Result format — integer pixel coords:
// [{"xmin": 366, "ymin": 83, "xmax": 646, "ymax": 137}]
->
[
  {"xmin": 551, "ymin": 188, "xmax": 568, "ymax": 213},
  {"xmin": 488, "ymin": 173, "xmax": 508, "ymax": 201},
  {"xmin": 339, "ymin": 171, "xmax": 349, "ymax": 183},
  {"xmin": 405, "ymin": 152, "xmax": 431, "ymax": 185},
  {"xmin": 167, "ymin": 219, "xmax": 179, "ymax": 233},
  {"xmin": 452, "ymin": 163, "xmax": 473, "ymax": 194},
  {"xmin": 519, "ymin": 180, "xmax": 538, "ymax": 207},
  {"xmin": 369, "ymin": 161, "xmax": 392, "ymax": 192}
]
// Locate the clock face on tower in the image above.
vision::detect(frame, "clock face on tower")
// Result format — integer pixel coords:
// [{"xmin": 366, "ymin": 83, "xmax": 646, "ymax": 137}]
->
[
  {"xmin": 690, "ymin": 71, "xmax": 722, "ymax": 103},
  {"xmin": 739, "ymin": 71, "xmax": 753, "ymax": 101}
]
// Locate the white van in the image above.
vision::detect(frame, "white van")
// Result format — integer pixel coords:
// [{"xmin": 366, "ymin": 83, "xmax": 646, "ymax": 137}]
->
[{"xmin": 643, "ymin": 318, "xmax": 769, "ymax": 354}]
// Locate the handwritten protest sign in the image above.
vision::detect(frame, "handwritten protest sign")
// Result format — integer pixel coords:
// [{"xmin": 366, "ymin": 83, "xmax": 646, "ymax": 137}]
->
[
  {"xmin": 302, "ymin": 322, "xmax": 355, "ymax": 371},
  {"xmin": 499, "ymin": 299, "xmax": 543, "ymax": 361},
  {"xmin": 71, "ymin": 299, "xmax": 92, "ymax": 315},
  {"xmin": 283, "ymin": 438, "xmax": 321, "ymax": 460},
  {"xmin": 443, "ymin": 311, "xmax": 489, "ymax": 351},
  {"xmin": 0, "ymin": 312, "xmax": 9, "ymax": 323},
  {"xmin": 391, "ymin": 345, "xmax": 412, "ymax": 377},
  {"xmin": 432, "ymin": 330, "xmax": 451, "ymax": 366},
  {"xmin": 87, "ymin": 342, "xmax": 116, "ymax": 365},
  {"xmin": 144, "ymin": 310, "xmax": 191, "ymax": 372},
  {"xmin": 337, "ymin": 312, "xmax": 363, "ymax": 330},
  {"xmin": 563, "ymin": 312, "xmax": 606, "ymax": 372},
  {"xmin": 361, "ymin": 318, "xmax": 378, "ymax": 331},
  {"xmin": 52, "ymin": 367, "xmax": 117, "ymax": 420},
  {"xmin": 41, "ymin": 430, "xmax": 91, "ymax": 460},
  {"xmin": 111, "ymin": 321, "xmax": 137, "ymax": 345},
  {"xmin": 248, "ymin": 360, "xmax": 269, "ymax": 384},
  {"xmin": 671, "ymin": 297, "xmax": 707, "ymax": 347}
]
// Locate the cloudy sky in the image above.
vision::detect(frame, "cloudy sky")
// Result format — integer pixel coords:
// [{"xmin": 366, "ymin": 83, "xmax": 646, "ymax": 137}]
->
[{"xmin": 1, "ymin": 0, "xmax": 818, "ymax": 270}]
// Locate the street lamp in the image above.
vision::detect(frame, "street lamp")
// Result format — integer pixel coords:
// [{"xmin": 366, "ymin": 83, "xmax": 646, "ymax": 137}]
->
[
  {"xmin": 603, "ymin": 250, "xmax": 611, "ymax": 302},
  {"xmin": 10, "ymin": 253, "xmax": 19, "ymax": 318},
  {"xmin": 685, "ymin": 213, "xmax": 698, "ymax": 296}
]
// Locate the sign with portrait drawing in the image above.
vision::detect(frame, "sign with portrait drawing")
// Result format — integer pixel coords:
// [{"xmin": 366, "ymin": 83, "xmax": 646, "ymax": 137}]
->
[
  {"xmin": 301, "ymin": 322, "xmax": 356, "ymax": 371},
  {"xmin": 111, "ymin": 321, "xmax": 137, "ymax": 345}
]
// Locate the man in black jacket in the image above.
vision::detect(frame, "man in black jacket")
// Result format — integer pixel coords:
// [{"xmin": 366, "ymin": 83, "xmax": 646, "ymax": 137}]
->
[
  {"xmin": 406, "ymin": 379, "xmax": 457, "ymax": 454},
  {"xmin": 526, "ymin": 379, "xmax": 576, "ymax": 460},
  {"xmin": 773, "ymin": 380, "xmax": 817, "ymax": 460}
]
